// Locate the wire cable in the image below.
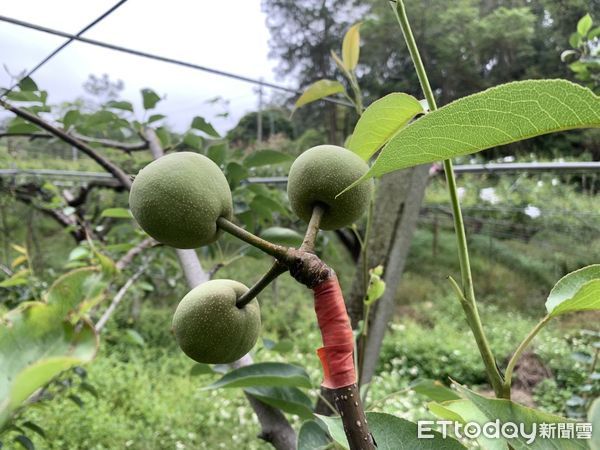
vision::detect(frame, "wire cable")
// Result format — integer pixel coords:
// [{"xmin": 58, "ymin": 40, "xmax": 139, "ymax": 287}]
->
[
  {"xmin": 0, "ymin": 14, "xmax": 354, "ymax": 108},
  {"xmin": 1, "ymin": 1, "xmax": 129, "ymax": 99}
]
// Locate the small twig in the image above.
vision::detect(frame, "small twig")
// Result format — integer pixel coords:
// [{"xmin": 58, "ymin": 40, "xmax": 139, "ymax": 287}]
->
[
  {"xmin": 236, "ymin": 261, "xmax": 287, "ymax": 308},
  {"xmin": 0, "ymin": 132, "xmax": 52, "ymax": 140},
  {"xmin": 216, "ymin": 217, "xmax": 291, "ymax": 263},
  {"xmin": 503, "ymin": 315, "xmax": 552, "ymax": 392},
  {"xmin": 233, "ymin": 205, "xmax": 328, "ymax": 308},
  {"xmin": 0, "ymin": 263, "xmax": 13, "ymax": 276},
  {"xmin": 0, "ymin": 131, "xmax": 148, "ymax": 151},
  {"xmin": 316, "ymin": 391, "xmax": 339, "ymax": 416},
  {"xmin": 95, "ymin": 263, "xmax": 147, "ymax": 332},
  {"xmin": 300, "ymin": 203, "xmax": 326, "ymax": 253},
  {"xmin": 115, "ymin": 237, "xmax": 157, "ymax": 271}
]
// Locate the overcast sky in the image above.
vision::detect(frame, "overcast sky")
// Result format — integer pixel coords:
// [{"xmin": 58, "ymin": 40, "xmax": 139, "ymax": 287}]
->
[{"xmin": 0, "ymin": 0, "xmax": 289, "ymax": 133}]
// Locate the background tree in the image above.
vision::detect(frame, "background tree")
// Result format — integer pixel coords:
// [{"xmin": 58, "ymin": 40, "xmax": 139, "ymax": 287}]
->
[{"xmin": 263, "ymin": 0, "xmax": 599, "ymax": 157}]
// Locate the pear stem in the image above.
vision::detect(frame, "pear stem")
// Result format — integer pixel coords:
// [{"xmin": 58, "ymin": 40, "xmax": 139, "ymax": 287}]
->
[
  {"xmin": 216, "ymin": 217, "xmax": 291, "ymax": 263},
  {"xmin": 236, "ymin": 261, "xmax": 287, "ymax": 308}
]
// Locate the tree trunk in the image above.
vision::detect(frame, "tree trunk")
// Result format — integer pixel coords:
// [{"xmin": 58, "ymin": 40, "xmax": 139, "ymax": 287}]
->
[{"xmin": 346, "ymin": 165, "xmax": 430, "ymax": 385}]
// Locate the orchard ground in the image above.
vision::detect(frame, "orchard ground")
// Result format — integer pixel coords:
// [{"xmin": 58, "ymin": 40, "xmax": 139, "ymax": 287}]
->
[{"xmin": 2, "ymin": 141, "xmax": 597, "ymax": 447}]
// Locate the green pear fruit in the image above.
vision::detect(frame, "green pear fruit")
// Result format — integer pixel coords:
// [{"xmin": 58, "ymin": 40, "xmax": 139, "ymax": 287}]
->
[
  {"xmin": 172, "ymin": 279, "xmax": 260, "ymax": 364},
  {"xmin": 287, "ymin": 145, "xmax": 373, "ymax": 229},
  {"xmin": 129, "ymin": 152, "xmax": 233, "ymax": 249}
]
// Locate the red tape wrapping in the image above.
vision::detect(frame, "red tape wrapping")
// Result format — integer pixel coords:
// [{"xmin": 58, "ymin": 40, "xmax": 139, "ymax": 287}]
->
[{"xmin": 313, "ymin": 276, "xmax": 356, "ymax": 389}]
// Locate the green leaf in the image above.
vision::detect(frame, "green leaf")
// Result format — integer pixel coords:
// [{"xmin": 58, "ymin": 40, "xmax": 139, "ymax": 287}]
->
[
  {"xmin": 123, "ymin": 329, "xmax": 145, "ymax": 347},
  {"xmin": 85, "ymin": 110, "xmax": 118, "ymax": 127},
  {"xmin": 455, "ymin": 383, "xmax": 587, "ymax": 449},
  {"xmin": 79, "ymin": 381, "xmax": 98, "ymax": 398},
  {"xmin": 265, "ymin": 339, "xmax": 294, "ymax": 353},
  {"xmin": 6, "ymin": 119, "xmax": 41, "ymax": 135},
  {"xmin": 68, "ymin": 394, "xmax": 84, "ymax": 408},
  {"xmin": 331, "ymin": 50, "xmax": 352, "ymax": 80},
  {"xmin": 207, "ymin": 143, "xmax": 227, "ymax": 166},
  {"xmin": 318, "ymin": 412, "xmax": 466, "ymax": 449},
  {"xmin": 203, "ymin": 362, "xmax": 312, "ymax": 390},
  {"xmin": 93, "ymin": 249, "xmax": 117, "ymax": 277},
  {"xmin": 6, "ymin": 91, "xmax": 41, "ymax": 102},
  {"xmin": 577, "ymin": 14, "xmax": 593, "ymax": 37},
  {"xmin": 11, "ymin": 255, "xmax": 27, "ymax": 269},
  {"xmin": 348, "ymin": 93, "xmax": 423, "ymax": 160},
  {"xmin": 68, "ymin": 246, "xmax": 91, "ymax": 262},
  {"xmin": 105, "ymin": 100, "xmax": 133, "ymax": 112},
  {"xmin": 183, "ymin": 133, "xmax": 203, "ymax": 151},
  {"xmin": 0, "ymin": 303, "xmax": 98, "ymax": 428},
  {"xmin": 250, "ymin": 195, "xmax": 287, "ymax": 221},
  {"xmin": 0, "ymin": 275, "xmax": 28, "ymax": 288},
  {"xmin": 225, "ymin": 162, "xmax": 248, "ymax": 188},
  {"xmin": 12, "ymin": 245, "xmax": 27, "ymax": 255},
  {"xmin": 100, "ymin": 208, "xmax": 132, "ymax": 219},
  {"xmin": 104, "ymin": 243, "xmax": 134, "ymax": 253},
  {"xmin": 428, "ymin": 399, "xmax": 507, "ymax": 450},
  {"xmin": 365, "ymin": 265, "xmax": 386, "ymax": 306},
  {"xmin": 62, "ymin": 110, "xmax": 81, "ymax": 129},
  {"xmin": 259, "ymin": 227, "xmax": 303, "ymax": 248},
  {"xmin": 342, "ymin": 23, "xmax": 361, "ymax": 71},
  {"xmin": 545, "ymin": 264, "xmax": 600, "ymax": 317},
  {"xmin": 147, "ymin": 114, "xmax": 165, "ymax": 124},
  {"xmin": 45, "ymin": 267, "xmax": 106, "ymax": 316},
  {"xmin": 244, "ymin": 386, "xmax": 313, "ymax": 419},
  {"xmin": 297, "ymin": 420, "xmax": 330, "ymax": 450},
  {"xmin": 352, "ymin": 80, "xmax": 600, "ymax": 190},
  {"xmin": 22, "ymin": 421, "xmax": 46, "ymax": 439},
  {"xmin": 0, "ymin": 268, "xmax": 30, "ymax": 287},
  {"xmin": 191, "ymin": 116, "xmax": 220, "ymax": 137},
  {"xmin": 155, "ymin": 127, "xmax": 171, "ymax": 148},
  {"xmin": 243, "ymin": 149, "xmax": 292, "ymax": 168},
  {"xmin": 189, "ymin": 363, "xmax": 213, "ymax": 376},
  {"xmin": 411, "ymin": 379, "xmax": 461, "ymax": 402},
  {"xmin": 569, "ymin": 32, "xmax": 582, "ymax": 48},
  {"xmin": 18, "ymin": 77, "xmax": 38, "ymax": 92},
  {"xmin": 589, "ymin": 27, "xmax": 600, "ymax": 40},
  {"xmin": 569, "ymin": 61, "xmax": 589, "ymax": 74},
  {"xmin": 315, "ymin": 415, "xmax": 348, "ymax": 448},
  {"xmin": 428, "ymin": 400, "xmax": 469, "ymax": 423},
  {"xmin": 295, "ymin": 79, "xmax": 346, "ymax": 109},
  {"xmin": 141, "ymin": 88, "xmax": 161, "ymax": 109},
  {"xmin": 14, "ymin": 435, "xmax": 34, "ymax": 450},
  {"xmin": 137, "ymin": 281, "xmax": 154, "ymax": 292}
]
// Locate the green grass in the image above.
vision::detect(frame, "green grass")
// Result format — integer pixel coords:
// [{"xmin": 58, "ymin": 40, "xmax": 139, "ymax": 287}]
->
[{"xmin": 5, "ymin": 241, "xmax": 595, "ymax": 449}]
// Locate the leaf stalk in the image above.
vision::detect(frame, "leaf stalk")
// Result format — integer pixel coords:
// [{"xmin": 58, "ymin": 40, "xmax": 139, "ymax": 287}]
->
[{"xmin": 392, "ymin": 0, "xmax": 506, "ymax": 398}]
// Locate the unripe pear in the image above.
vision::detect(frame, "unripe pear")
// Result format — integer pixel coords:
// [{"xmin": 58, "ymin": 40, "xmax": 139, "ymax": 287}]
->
[
  {"xmin": 172, "ymin": 279, "xmax": 261, "ymax": 364},
  {"xmin": 287, "ymin": 145, "xmax": 373, "ymax": 230},
  {"xmin": 129, "ymin": 152, "xmax": 233, "ymax": 249}
]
